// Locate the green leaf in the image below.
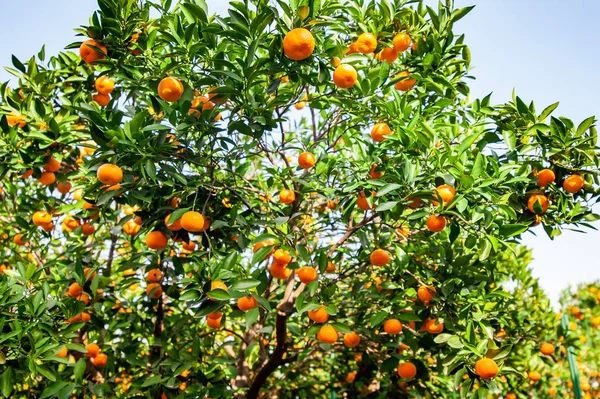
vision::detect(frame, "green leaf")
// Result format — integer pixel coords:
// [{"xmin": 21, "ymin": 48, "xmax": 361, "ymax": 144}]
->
[
  {"xmin": 375, "ymin": 201, "xmax": 397, "ymax": 211},
  {"xmin": 447, "ymin": 336, "xmax": 464, "ymax": 349},
  {"xmin": 0, "ymin": 367, "xmax": 13, "ymax": 398},
  {"xmin": 538, "ymin": 102, "xmax": 559, "ymax": 121},
  {"xmin": 145, "ymin": 159, "xmax": 157, "ymax": 181},
  {"xmin": 499, "ymin": 224, "xmax": 529, "ymax": 238},
  {"xmin": 73, "ymin": 358, "xmax": 86, "ymax": 383},
  {"xmin": 369, "ymin": 311, "xmax": 387, "ymax": 327},
  {"xmin": 451, "ymin": 6, "xmax": 475, "ymax": 23},
  {"xmin": 376, "ymin": 183, "xmax": 402, "ymax": 197},
  {"xmin": 207, "ymin": 289, "xmax": 230, "ymax": 301},
  {"xmin": 576, "ymin": 116, "xmax": 596, "ymax": 136},
  {"xmin": 141, "ymin": 375, "xmax": 168, "ymax": 387},
  {"xmin": 232, "ymin": 279, "xmax": 261, "ymax": 291},
  {"xmin": 39, "ymin": 381, "xmax": 69, "ymax": 399},
  {"xmin": 433, "ymin": 333, "xmax": 452, "ymax": 344}
]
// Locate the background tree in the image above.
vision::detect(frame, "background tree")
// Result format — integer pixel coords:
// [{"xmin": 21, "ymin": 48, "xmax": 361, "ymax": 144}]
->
[{"xmin": 0, "ymin": 0, "xmax": 599, "ymax": 398}]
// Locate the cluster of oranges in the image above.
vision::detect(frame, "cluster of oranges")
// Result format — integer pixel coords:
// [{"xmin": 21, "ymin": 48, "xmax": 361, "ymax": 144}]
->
[{"xmin": 527, "ymin": 169, "xmax": 586, "ymax": 217}]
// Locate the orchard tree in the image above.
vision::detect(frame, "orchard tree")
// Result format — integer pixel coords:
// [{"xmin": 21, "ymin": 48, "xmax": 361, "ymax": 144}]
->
[{"xmin": 0, "ymin": 0, "xmax": 599, "ymax": 398}]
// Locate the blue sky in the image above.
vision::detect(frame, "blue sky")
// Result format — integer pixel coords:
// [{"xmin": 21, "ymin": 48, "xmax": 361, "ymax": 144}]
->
[{"xmin": 1, "ymin": 0, "xmax": 598, "ymax": 305}]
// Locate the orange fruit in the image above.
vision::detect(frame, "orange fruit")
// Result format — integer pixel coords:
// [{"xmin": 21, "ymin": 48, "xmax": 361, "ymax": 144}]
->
[
  {"xmin": 164, "ymin": 214, "xmax": 182, "ymax": 231},
  {"xmin": 270, "ymin": 262, "xmax": 290, "ymax": 279},
  {"xmin": 145, "ymin": 231, "xmax": 168, "ymax": 250},
  {"xmin": 297, "ymin": 266, "xmax": 318, "ymax": 284},
  {"xmin": 370, "ymin": 249, "xmax": 390, "ymax": 266},
  {"xmin": 280, "ymin": 189, "xmax": 295, "ymax": 204},
  {"xmin": 397, "ymin": 362, "xmax": 417, "ymax": 379},
  {"xmin": 475, "ymin": 358, "xmax": 498, "ymax": 379},
  {"xmin": 343, "ymin": 332, "xmax": 360, "ymax": 348},
  {"xmin": 308, "ymin": 305, "xmax": 329, "ymax": 323},
  {"xmin": 92, "ymin": 93, "xmax": 110, "ymax": 107},
  {"xmin": 85, "ymin": 343, "xmax": 100, "ymax": 358},
  {"xmin": 82, "ymin": 222, "xmax": 95, "ymax": 236},
  {"xmin": 66, "ymin": 282, "xmax": 83, "ymax": 297},
  {"xmin": 56, "ymin": 346, "xmax": 68, "ymax": 358},
  {"xmin": 146, "ymin": 269, "xmax": 164, "ymax": 283},
  {"xmin": 540, "ymin": 343, "xmax": 555, "ymax": 355},
  {"xmin": 237, "ymin": 296, "xmax": 257, "ymax": 311},
  {"xmin": 181, "ymin": 240, "xmax": 196, "ymax": 251},
  {"xmin": 208, "ymin": 86, "xmax": 228, "ymax": 104},
  {"xmin": 395, "ymin": 71, "xmax": 416, "ymax": 91},
  {"xmin": 384, "ymin": 319, "xmax": 403, "ymax": 334},
  {"xmin": 408, "ymin": 197, "xmax": 424, "ymax": 208},
  {"xmin": 158, "ymin": 77, "xmax": 184, "ymax": 102},
  {"xmin": 317, "ymin": 325, "xmax": 338, "ymax": 344},
  {"xmin": 563, "ymin": 174, "xmax": 584, "ymax": 193},
  {"xmin": 298, "ymin": 152, "xmax": 316, "ymax": 169},
  {"xmin": 39, "ymin": 172, "xmax": 56, "ymax": 185},
  {"xmin": 371, "ymin": 122, "xmax": 391, "ymax": 142},
  {"xmin": 253, "ymin": 239, "xmax": 276, "ymax": 253},
  {"xmin": 84, "ymin": 268, "xmax": 96, "ymax": 280},
  {"xmin": 392, "ymin": 33, "xmax": 411, "ymax": 52},
  {"xmin": 357, "ymin": 190, "xmax": 374, "ymax": 211},
  {"xmin": 91, "ymin": 353, "xmax": 108, "ymax": 366},
  {"xmin": 207, "ymin": 315, "xmax": 222, "ymax": 329},
  {"xmin": 146, "ymin": 283, "xmax": 163, "ymax": 299},
  {"xmin": 62, "ymin": 216, "xmax": 81, "ymax": 232},
  {"xmin": 346, "ymin": 371, "xmax": 357, "ymax": 383},
  {"xmin": 32, "ymin": 211, "xmax": 52, "ymax": 226},
  {"xmin": 426, "ymin": 215, "xmax": 446, "ymax": 232},
  {"xmin": 282, "ymin": 28, "xmax": 315, "ymax": 60},
  {"xmin": 527, "ymin": 194, "xmax": 549, "ymax": 214},
  {"xmin": 180, "ymin": 211, "xmax": 205, "ymax": 232},
  {"xmin": 13, "ymin": 233, "xmax": 26, "ymax": 246},
  {"xmin": 417, "ymin": 285, "xmax": 436, "ymax": 304},
  {"xmin": 295, "ymin": 101, "xmax": 306, "ymax": 110},
  {"xmin": 424, "ymin": 318, "xmax": 444, "ymax": 334},
  {"xmin": 95, "ymin": 76, "xmax": 115, "ymax": 95},
  {"xmin": 536, "ymin": 169, "xmax": 555, "ymax": 187},
  {"xmin": 528, "ymin": 370, "xmax": 541, "ymax": 382},
  {"xmin": 369, "ymin": 164, "xmax": 384, "ymax": 179},
  {"xmin": 56, "ymin": 181, "xmax": 72, "ymax": 194},
  {"xmin": 377, "ymin": 47, "xmax": 398, "ymax": 63},
  {"xmin": 44, "ymin": 157, "xmax": 61, "ymax": 173},
  {"xmin": 326, "ymin": 261, "xmax": 336, "ymax": 273},
  {"xmin": 6, "ymin": 113, "xmax": 27, "ymax": 128},
  {"xmin": 21, "ymin": 169, "xmax": 34, "ymax": 178},
  {"xmin": 80, "ymin": 40, "xmax": 107, "ymax": 65},
  {"xmin": 333, "ymin": 65, "xmax": 358, "ymax": 89},
  {"xmin": 433, "ymin": 184, "xmax": 455, "ymax": 205},
  {"xmin": 123, "ymin": 220, "xmax": 141, "ymax": 235},
  {"xmin": 273, "ymin": 249, "xmax": 292, "ymax": 266},
  {"xmin": 355, "ymin": 32, "xmax": 377, "ymax": 54},
  {"xmin": 346, "ymin": 41, "xmax": 359, "ymax": 55},
  {"xmin": 506, "ymin": 394, "xmax": 516, "ymax": 399},
  {"xmin": 76, "ymin": 293, "xmax": 90, "ymax": 305},
  {"xmin": 97, "ymin": 164, "xmax": 123, "ymax": 186}
]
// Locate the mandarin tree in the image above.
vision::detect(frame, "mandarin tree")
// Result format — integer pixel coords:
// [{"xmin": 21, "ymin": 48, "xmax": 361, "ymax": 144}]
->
[{"xmin": 0, "ymin": 0, "xmax": 599, "ymax": 398}]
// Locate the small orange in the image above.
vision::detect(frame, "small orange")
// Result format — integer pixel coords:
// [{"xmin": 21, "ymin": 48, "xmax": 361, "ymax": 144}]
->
[
  {"xmin": 357, "ymin": 190, "xmax": 374, "ymax": 211},
  {"xmin": 392, "ymin": 33, "xmax": 411, "ymax": 52},
  {"xmin": 158, "ymin": 77, "xmax": 184, "ymax": 102},
  {"xmin": 146, "ymin": 269, "xmax": 164, "ymax": 283},
  {"xmin": 180, "ymin": 211, "xmax": 205, "ymax": 232},
  {"xmin": 95, "ymin": 76, "xmax": 115, "ymax": 95},
  {"xmin": 563, "ymin": 174, "xmax": 584, "ymax": 193},
  {"xmin": 21, "ymin": 169, "xmax": 34, "ymax": 178},
  {"xmin": 333, "ymin": 65, "xmax": 358, "ymax": 89},
  {"xmin": 395, "ymin": 71, "xmax": 416, "ymax": 91},
  {"xmin": 55, "ymin": 346, "xmax": 68, "ymax": 358},
  {"xmin": 317, "ymin": 325, "xmax": 338, "ymax": 344},
  {"xmin": 346, "ymin": 42, "xmax": 358, "ymax": 55},
  {"xmin": 528, "ymin": 370, "xmax": 541, "ymax": 382},
  {"xmin": 32, "ymin": 211, "xmax": 52, "ymax": 226},
  {"xmin": 82, "ymin": 222, "xmax": 95, "ymax": 236},
  {"xmin": 85, "ymin": 343, "xmax": 100, "ymax": 358},
  {"xmin": 273, "ymin": 249, "xmax": 292, "ymax": 265},
  {"xmin": 80, "ymin": 40, "xmax": 107, "ymax": 65},
  {"xmin": 527, "ymin": 194, "xmax": 549, "ymax": 214},
  {"xmin": 282, "ymin": 28, "xmax": 315, "ymax": 61},
  {"xmin": 540, "ymin": 343, "xmax": 555, "ymax": 355},
  {"xmin": 84, "ymin": 268, "xmax": 96, "ymax": 280},
  {"xmin": 207, "ymin": 315, "xmax": 221, "ymax": 329},
  {"xmin": 298, "ymin": 152, "xmax": 316, "ymax": 169},
  {"xmin": 66, "ymin": 282, "xmax": 83, "ymax": 297},
  {"xmin": 39, "ymin": 172, "xmax": 56, "ymax": 185},
  {"xmin": 123, "ymin": 220, "xmax": 141, "ymax": 235},
  {"xmin": 433, "ymin": 184, "xmax": 455, "ymax": 205},
  {"xmin": 536, "ymin": 169, "xmax": 555, "ymax": 187},
  {"xmin": 280, "ymin": 189, "xmax": 295, "ymax": 204},
  {"xmin": 92, "ymin": 93, "xmax": 110, "ymax": 107},
  {"xmin": 91, "ymin": 353, "xmax": 107, "ymax": 366},
  {"xmin": 346, "ymin": 371, "xmax": 357, "ymax": 383},
  {"xmin": 145, "ymin": 231, "xmax": 168, "ymax": 250},
  {"xmin": 6, "ymin": 113, "xmax": 27, "ymax": 128},
  {"xmin": 40, "ymin": 223, "xmax": 54, "ymax": 232},
  {"xmin": 270, "ymin": 262, "xmax": 290, "ymax": 279},
  {"xmin": 97, "ymin": 164, "xmax": 123, "ymax": 186},
  {"xmin": 377, "ymin": 47, "xmax": 398, "ymax": 63},
  {"xmin": 56, "ymin": 181, "xmax": 72, "ymax": 194},
  {"xmin": 397, "ymin": 362, "xmax": 417, "ymax": 379},
  {"xmin": 417, "ymin": 286, "xmax": 436, "ymax": 304},
  {"xmin": 13, "ymin": 233, "xmax": 26, "ymax": 246},
  {"xmin": 297, "ymin": 266, "xmax": 318, "ymax": 284},
  {"xmin": 308, "ymin": 305, "xmax": 329, "ymax": 323},
  {"xmin": 44, "ymin": 157, "xmax": 61, "ymax": 173},
  {"xmin": 475, "ymin": 358, "xmax": 498, "ymax": 380},
  {"xmin": 371, "ymin": 122, "xmax": 391, "ymax": 142},
  {"xmin": 383, "ymin": 319, "xmax": 403, "ymax": 334},
  {"xmin": 146, "ymin": 283, "xmax": 163, "ymax": 299},
  {"xmin": 426, "ymin": 215, "xmax": 446, "ymax": 232},
  {"xmin": 370, "ymin": 249, "xmax": 390, "ymax": 267},
  {"xmin": 355, "ymin": 32, "xmax": 377, "ymax": 54},
  {"xmin": 182, "ymin": 241, "xmax": 196, "ymax": 251},
  {"xmin": 424, "ymin": 318, "xmax": 444, "ymax": 334},
  {"xmin": 369, "ymin": 164, "xmax": 384, "ymax": 179},
  {"xmin": 164, "ymin": 214, "xmax": 182, "ymax": 231},
  {"xmin": 237, "ymin": 296, "xmax": 258, "ymax": 311},
  {"xmin": 343, "ymin": 331, "xmax": 360, "ymax": 348}
]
